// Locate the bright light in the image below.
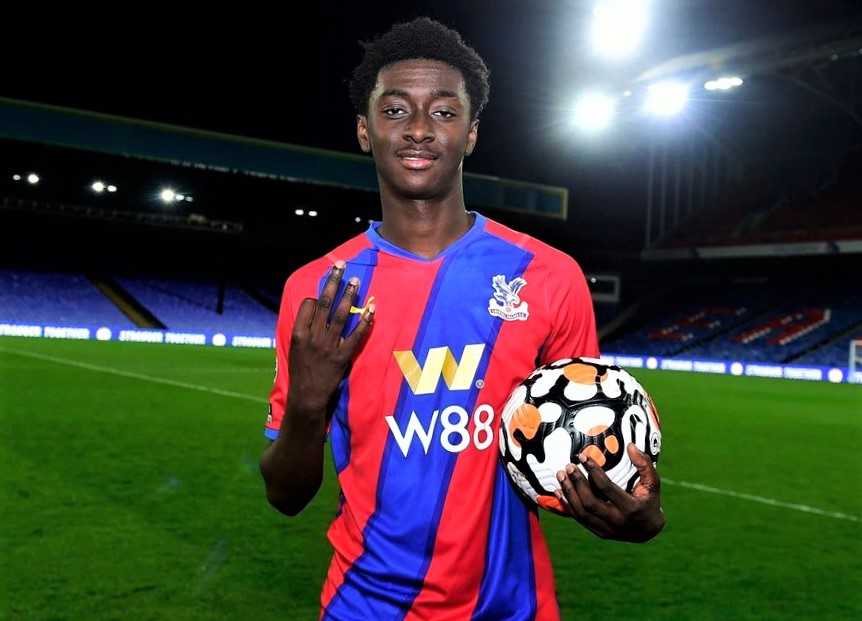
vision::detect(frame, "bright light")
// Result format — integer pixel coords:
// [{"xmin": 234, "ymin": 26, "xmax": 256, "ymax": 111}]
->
[
  {"xmin": 644, "ymin": 81, "xmax": 689, "ymax": 117},
  {"xmin": 185, "ymin": 196, "xmax": 193, "ymax": 203},
  {"xmin": 27, "ymin": 173, "xmax": 40, "ymax": 185},
  {"xmin": 308, "ymin": 210, "xmax": 318, "ymax": 217},
  {"xmin": 176, "ymin": 194, "xmax": 185, "ymax": 202},
  {"xmin": 294, "ymin": 209, "xmax": 304, "ymax": 216},
  {"xmin": 354, "ymin": 216, "xmax": 362, "ymax": 223},
  {"xmin": 623, "ymin": 90, "xmax": 632, "ymax": 97},
  {"xmin": 12, "ymin": 174, "xmax": 21, "ymax": 181},
  {"xmin": 573, "ymin": 92, "xmax": 617, "ymax": 132},
  {"xmin": 107, "ymin": 185, "xmax": 117, "ymax": 193},
  {"xmin": 91, "ymin": 181, "xmax": 106, "ymax": 193},
  {"xmin": 704, "ymin": 76, "xmax": 744, "ymax": 91},
  {"xmin": 160, "ymin": 188, "xmax": 177, "ymax": 203},
  {"xmin": 591, "ymin": 0, "xmax": 649, "ymax": 60}
]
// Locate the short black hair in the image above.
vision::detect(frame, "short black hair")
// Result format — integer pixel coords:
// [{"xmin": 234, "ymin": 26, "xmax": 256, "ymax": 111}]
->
[{"xmin": 349, "ymin": 17, "xmax": 490, "ymax": 121}]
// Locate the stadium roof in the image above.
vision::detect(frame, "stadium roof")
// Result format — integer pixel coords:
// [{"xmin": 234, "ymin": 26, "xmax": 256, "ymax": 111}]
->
[{"xmin": 0, "ymin": 97, "xmax": 568, "ymax": 220}]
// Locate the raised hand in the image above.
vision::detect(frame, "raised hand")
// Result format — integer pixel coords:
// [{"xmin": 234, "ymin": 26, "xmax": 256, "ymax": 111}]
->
[{"xmin": 288, "ymin": 261, "xmax": 374, "ymax": 414}]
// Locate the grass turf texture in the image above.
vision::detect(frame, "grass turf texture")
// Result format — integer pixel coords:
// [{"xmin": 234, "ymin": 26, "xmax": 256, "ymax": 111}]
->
[{"xmin": 2, "ymin": 336, "xmax": 860, "ymax": 620}]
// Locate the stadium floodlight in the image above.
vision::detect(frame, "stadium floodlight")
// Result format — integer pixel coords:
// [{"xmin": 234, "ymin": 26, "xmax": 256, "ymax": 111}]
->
[
  {"xmin": 160, "ymin": 188, "xmax": 177, "ymax": 203},
  {"xmin": 294, "ymin": 208, "xmax": 305, "ymax": 216},
  {"xmin": 573, "ymin": 92, "xmax": 617, "ymax": 132},
  {"xmin": 644, "ymin": 81, "xmax": 689, "ymax": 117},
  {"xmin": 704, "ymin": 76, "xmax": 743, "ymax": 91},
  {"xmin": 12, "ymin": 174, "xmax": 21, "ymax": 181},
  {"xmin": 308, "ymin": 210, "xmax": 319, "ymax": 217},
  {"xmin": 107, "ymin": 185, "xmax": 117, "ymax": 193},
  {"xmin": 591, "ymin": 0, "xmax": 649, "ymax": 60},
  {"xmin": 91, "ymin": 181, "xmax": 106, "ymax": 193},
  {"xmin": 27, "ymin": 173, "xmax": 40, "ymax": 185}
]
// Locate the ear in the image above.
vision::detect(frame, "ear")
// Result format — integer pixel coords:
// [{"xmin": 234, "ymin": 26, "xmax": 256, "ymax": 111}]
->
[
  {"xmin": 356, "ymin": 114, "xmax": 371, "ymax": 153},
  {"xmin": 465, "ymin": 119, "xmax": 479, "ymax": 157}
]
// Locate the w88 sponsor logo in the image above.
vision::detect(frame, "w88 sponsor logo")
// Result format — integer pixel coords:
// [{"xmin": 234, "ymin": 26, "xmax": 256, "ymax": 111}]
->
[{"xmin": 385, "ymin": 404, "xmax": 496, "ymax": 457}]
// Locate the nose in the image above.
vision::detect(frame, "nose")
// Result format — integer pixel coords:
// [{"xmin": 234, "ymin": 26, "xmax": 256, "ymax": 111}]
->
[{"xmin": 404, "ymin": 112, "xmax": 434, "ymax": 144}]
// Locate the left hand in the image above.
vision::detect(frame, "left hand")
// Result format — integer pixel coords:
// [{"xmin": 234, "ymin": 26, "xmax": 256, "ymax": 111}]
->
[{"xmin": 555, "ymin": 443, "xmax": 665, "ymax": 543}]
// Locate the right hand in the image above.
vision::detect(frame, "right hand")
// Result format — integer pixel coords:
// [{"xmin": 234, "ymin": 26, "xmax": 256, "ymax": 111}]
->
[{"xmin": 287, "ymin": 260, "xmax": 375, "ymax": 413}]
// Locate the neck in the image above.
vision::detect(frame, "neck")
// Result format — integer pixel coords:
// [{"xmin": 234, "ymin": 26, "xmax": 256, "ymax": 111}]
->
[{"xmin": 377, "ymin": 181, "xmax": 474, "ymax": 259}]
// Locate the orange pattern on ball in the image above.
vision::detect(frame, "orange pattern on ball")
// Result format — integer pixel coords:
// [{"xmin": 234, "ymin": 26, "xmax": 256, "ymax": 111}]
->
[
  {"xmin": 563, "ymin": 363, "xmax": 597, "ymax": 385},
  {"xmin": 537, "ymin": 494, "xmax": 567, "ymax": 514},
  {"xmin": 509, "ymin": 403, "xmax": 541, "ymax": 445},
  {"xmin": 579, "ymin": 444, "xmax": 606, "ymax": 467},
  {"xmin": 586, "ymin": 424, "xmax": 609, "ymax": 436}
]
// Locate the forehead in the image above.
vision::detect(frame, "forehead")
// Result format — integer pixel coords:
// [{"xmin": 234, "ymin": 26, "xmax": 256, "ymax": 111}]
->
[{"xmin": 372, "ymin": 59, "xmax": 467, "ymax": 100}]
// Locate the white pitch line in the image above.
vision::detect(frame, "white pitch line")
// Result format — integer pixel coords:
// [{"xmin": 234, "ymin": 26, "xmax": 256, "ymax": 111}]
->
[
  {"xmin": 0, "ymin": 346, "xmax": 267, "ymax": 404},
  {"xmin": 663, "ymin": 477, "xmax": 859, "ymax": 522},
  {"xmin": 3, "ymin": 346, "xmax": 859, "ymax": 522}
]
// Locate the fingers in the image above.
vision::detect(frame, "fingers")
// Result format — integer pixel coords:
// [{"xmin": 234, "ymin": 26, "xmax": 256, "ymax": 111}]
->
[
  {"xmin": 328, "ymin": 276, "xmax": 359, "ymax": 343},
  {"xmin": 579, "ymin": 456, "xmax": 635, "ymax": 512},
  {"xmin": 314, "ymin": 261, "xmax": 346, "ymax": 332},
  {"xmin": 627, "ymin": 443, "xmax": 660, "ymax": 493},
  {"xmin": 294, "ymin": 298, "xmax": 317, "ymax": 335},
  {"xmin": 556, "ymin": 464, "xmax": 618, "ymax": 537},
  {"xmin": 341, "ymin": 301, "xmax": 375, "ymax": 355}
]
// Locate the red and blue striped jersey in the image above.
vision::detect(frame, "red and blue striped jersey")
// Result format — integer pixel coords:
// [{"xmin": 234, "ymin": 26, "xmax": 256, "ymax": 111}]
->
[{"xmin": 266, "ymin": 212, "xmax": 599, "ymax": 621}]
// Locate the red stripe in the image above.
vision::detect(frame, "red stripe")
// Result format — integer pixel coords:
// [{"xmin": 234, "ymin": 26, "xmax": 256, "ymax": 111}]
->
[
  {"xmin": 320, "ymin": 253, "xmax": 443, "ymax": 611},
  {"xmin": 530, "ymin": 511, "xmax": 561, "ymax": 621},
  {"xmin": 404, "ymin": 256, "xmax": 546, "ymax": 621}
]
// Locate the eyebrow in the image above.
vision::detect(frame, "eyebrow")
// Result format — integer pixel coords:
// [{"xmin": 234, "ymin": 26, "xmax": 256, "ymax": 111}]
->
[{"xmin": 379, "ymin": 88, "xmax": 461, "ymax": 101}]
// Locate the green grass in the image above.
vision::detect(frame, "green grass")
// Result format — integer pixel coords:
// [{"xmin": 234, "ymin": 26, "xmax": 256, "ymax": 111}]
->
[{"xmin": 2, "ymin": 336, "xmax": 861, "ymax": 620}]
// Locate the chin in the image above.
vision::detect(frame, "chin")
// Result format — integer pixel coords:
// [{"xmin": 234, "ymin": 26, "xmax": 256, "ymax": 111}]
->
[
  {"xmin": 384, "ymin": 173, "xmax": 445, "ymax": 200},
  {"xmin": 397, "ymin": 183, "xmax": 444, "ymax": 200}
]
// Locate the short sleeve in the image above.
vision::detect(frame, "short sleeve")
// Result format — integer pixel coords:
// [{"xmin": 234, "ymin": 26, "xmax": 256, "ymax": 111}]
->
[
  {"xmin": 539, "ymin": 257, "xmax": 599, "ymax": 364},
  {"xmin": 265, "ymin": 278, "xmax": 297, "ymax": 440}
]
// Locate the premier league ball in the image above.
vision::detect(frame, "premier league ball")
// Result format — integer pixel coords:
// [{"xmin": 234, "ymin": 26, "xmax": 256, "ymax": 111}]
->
[{"xmin": 499, "ymin": 357, "xmax": 661, "ymax": 514}]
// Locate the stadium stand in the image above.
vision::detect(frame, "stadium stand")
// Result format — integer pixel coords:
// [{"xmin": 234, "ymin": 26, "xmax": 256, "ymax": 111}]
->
[
  {"xmin": 0, "ymin": 270, "xmax": 135, "ymax": 328},
  {"xmin": 603, "ymin": 281, "xmax": 862, "ymax": 367},
  {"xmin": 661, "ymin": 149, "xmax": 862, "ymax": 248},
  {"xmin": 115, "ymin": 276, "xmax": 276, "ymax": 336},
  {"xmin": 0, "ymin": 270, "xmax": 276, "ymax": 337}
]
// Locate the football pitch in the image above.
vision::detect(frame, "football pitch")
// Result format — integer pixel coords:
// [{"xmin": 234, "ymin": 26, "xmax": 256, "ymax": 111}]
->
[{"xmin": 2, "ymin": 336, "xmax": 860, "ymax": 620}]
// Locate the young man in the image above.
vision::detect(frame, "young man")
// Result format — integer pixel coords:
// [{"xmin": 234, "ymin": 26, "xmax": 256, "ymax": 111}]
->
[{"xmin": 260, "ymin": 18, "xmax": 664, "ymax": 620}]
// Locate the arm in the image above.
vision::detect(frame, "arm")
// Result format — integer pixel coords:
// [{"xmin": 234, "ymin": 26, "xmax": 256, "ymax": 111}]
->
[
  {"xmin": 260, "ymin": 402, "xmax": 329, "ymax": 517},
  {"xmin": 260, "ymin": 262, "xmax": 374, "ymax": 516}
]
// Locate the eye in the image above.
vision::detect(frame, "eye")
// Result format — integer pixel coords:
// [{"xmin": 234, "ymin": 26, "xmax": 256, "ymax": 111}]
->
[
  {"xmin": 433, "ymin": 110, "xmax": 456, "ymax": 119},
  {"xmin": 383, "ymin": 107, "xmax": 406, "ymax": 117}
]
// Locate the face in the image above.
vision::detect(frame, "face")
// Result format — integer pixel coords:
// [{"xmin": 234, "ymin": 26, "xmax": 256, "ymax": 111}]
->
[{"xmin": 356, "ymin": 59, "xmax": 479, "ymax": 201}]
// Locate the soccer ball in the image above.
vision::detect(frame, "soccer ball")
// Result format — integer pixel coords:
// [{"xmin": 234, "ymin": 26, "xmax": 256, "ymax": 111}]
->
[{"xmin": 499, "ymin": 357, "xmax": 661, "ymax": 514}]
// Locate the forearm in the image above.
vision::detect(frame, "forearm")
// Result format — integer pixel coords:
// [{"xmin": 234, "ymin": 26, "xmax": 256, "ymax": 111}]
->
[{"xmin": 260, "ymin": 401, "xmax": 328, "ymax": 516}]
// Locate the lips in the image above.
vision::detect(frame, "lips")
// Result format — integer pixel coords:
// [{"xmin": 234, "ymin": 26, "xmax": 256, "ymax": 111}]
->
[{"xmin": 397, "ymin": 149, "xmax": 438, "ymax": 171}]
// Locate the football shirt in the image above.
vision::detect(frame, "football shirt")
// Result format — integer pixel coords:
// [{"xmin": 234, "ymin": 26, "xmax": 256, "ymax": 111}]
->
[{"xmin": 266, "ymin": 212, "xmax": 598, "ymax": 620}]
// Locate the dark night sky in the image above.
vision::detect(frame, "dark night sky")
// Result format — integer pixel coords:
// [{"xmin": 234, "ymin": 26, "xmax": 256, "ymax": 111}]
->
[{"xmin": 3, "ymin": 0, "xmax": 862, "ymax": 248}]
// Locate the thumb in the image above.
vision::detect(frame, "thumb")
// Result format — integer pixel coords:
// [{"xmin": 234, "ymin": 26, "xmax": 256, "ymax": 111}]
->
[{"xmin": 628, "ymin": 443, "xmax": 658, "ymax": 489}]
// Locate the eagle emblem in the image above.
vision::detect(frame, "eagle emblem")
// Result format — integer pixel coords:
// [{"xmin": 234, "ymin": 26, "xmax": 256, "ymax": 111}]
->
[{"xmin": 488, "ymin": 274, "xmax": 529, "ymax": 321}]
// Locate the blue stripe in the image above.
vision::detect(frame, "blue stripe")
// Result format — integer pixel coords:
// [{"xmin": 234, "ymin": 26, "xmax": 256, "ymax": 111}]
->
[
  {"xmin": 324, "ymin": 232, "xmax": 534, "ymax": 621},
  {"xmin": 317, "ymin": 247, "xmax": 379, "ymax": 472},
  {"xmin": 264, "ymin": 427, "xmax": 278, "ymax": 441},
  {"xmin": 471, "ymin": 464, "xmax": 537, "ymax": 621}
]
